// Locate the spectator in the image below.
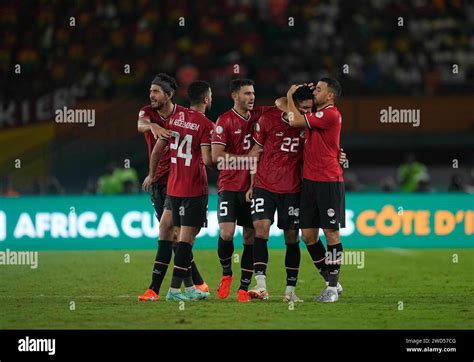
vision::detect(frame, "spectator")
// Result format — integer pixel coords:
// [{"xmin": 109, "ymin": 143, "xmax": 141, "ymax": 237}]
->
[
  {"xmin": 397, "ymin": 153, "xmax": 429, "ymax": 192},
  {"xmin": 448, "ymin": 173, "xmax": 465, "ymax": 192},
  {"xmin": 97, "ymin": 163, "xmax": 123, "ymax": 194},
  {"xmin": 380, "ymin": 176, "xmax": 396, "ymax": 192},
  {"xmin": 113, "ymin": 166, "xmax": 139, "ymax": 193},
  {"xmin": 345, "ymin": 173, "xmax": 360, "ymax": 192},
  {"xmin": 1, "ymin": 176, "xmax": 19, "ymax": 197}
]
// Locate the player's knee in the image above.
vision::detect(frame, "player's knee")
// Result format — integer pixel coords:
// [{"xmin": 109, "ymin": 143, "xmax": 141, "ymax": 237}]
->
[
  {"xmin": 284, "ymin": 230, "xmax": 299, "ymax": 244},
  {"xmin": 219, "ymin": 229, "xmax": 234, "ymax": 242},
  {"xmin": 158, "ymin": 220, "xmax": 174, "ymax": 240},
  {"xmin": 323, "ymin": 229, "xmax": 340, "ymax": 245},
  {"xmin": 301, "ymin": 232, "xmax": 317, "ymax": 245},
  {"xmin": 253, "ymin": 223, "xmax": 269, "ymax": 239}
]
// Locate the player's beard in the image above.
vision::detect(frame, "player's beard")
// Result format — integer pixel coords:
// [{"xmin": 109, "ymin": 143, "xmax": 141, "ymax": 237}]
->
[
  {"xmin": 153, "ymin": 99, "xmax": 166, "ymax": 110},
  {"xmin": 241, "ymin": 99, "xmax": 253, "ymax": 112}
]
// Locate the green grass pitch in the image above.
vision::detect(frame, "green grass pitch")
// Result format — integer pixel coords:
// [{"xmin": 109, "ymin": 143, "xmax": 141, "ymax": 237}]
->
[{"xmin": 0, "ymin": 249, "xmax": 473, "ymax": 329}]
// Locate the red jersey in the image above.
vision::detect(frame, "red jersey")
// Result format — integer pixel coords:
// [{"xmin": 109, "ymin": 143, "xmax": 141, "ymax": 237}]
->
[
  {"xmin": 303, "ymin": 105, "xmax": 343, "ymax": 182},
  {"xmin": 253, "ymin": 108, "xmax": 304, "ymax": 193},
  {"xmin": 211, "ymin": 106, "xmax": 271, "ymax": 192},
  {"xmin": 139, "ymin": 104, "xmax": 185, "ymax": 184},
  {"xmin": 165, "ymin": 108, "xmax": 214, "ymax": 197}
]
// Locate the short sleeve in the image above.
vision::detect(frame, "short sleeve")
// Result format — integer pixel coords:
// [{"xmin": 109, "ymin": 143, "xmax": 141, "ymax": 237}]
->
[
  {"xmin": 252, "ymin": 117, "xmax": 266, "ymax": 147},
  {"xmin": 201, "ymin": 119, "xmax": 214, "ymax": 146},
  {"xmin": 211, "ymin": 116, "xmax": 228, "ymax": 147},
  {"xmin": 138, "ymin": 107, "xmax": 151, "ymax": 121},
  {"xmin": 304, "ymin": 109, "xmax": 336, "ymax": 130}
]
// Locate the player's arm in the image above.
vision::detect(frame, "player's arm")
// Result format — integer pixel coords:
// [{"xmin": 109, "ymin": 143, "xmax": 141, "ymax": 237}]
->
[
  {"xmin": 201, "ymin": 145, "xmax": 213, "ymax": 168},
  {"xmin": 275, "ymin": 97, "xmax": 288, "ymax": 112},
  {"xmin": 286, "ymin": 85, "xmax": 307, "ymax": 128},
  {"xmin": 137, "ymin": 116, "xmax": 171, "ymax": 140},
  {"xmin": 142, "ymin": 138, "xmax": 167, "ymax": 191},
  {"xmin": 276, "ymin": 81, "xmax": 315, "ymax": 113},
  {"xmin": 245, "ymin": 172, "xmax": 256, "ymax": 202}
]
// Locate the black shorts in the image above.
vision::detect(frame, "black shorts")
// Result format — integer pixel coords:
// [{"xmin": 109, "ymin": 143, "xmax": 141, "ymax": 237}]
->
[
  {"xmin": 217, "ymin": 191, "xmax": 253, "ymax": 228},
  {"xmin": 300, "ymin": 179, "xmax": 345, "ymax": 230},
  {"xmin": 149, "ymin": 182, "xmax": 171, "ymax": 221},
  {"xmin": 251, "ymin": 187, "xmax": 300, "ymax": 230},
  {"xmin": 169, "ymin": 195, "xmax": 208, "ymax": 228}
]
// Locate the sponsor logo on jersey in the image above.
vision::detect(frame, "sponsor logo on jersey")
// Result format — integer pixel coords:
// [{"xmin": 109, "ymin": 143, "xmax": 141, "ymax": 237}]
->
[
  {"xmin": 234, "ymin": 129, "xmax": 242, "ymax": 134},
  {"xmin": 276, "ymin": 132, "xmax": 284, "ymax": 136}
]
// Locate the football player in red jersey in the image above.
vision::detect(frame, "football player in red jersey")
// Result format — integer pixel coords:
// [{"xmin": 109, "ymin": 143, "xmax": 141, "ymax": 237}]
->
[
  {"xmin": 138, "ymin": 74, "xmax": 208, "ymax": 302},
  {"xmin": 211, "ymin": 79, "xmax": 271, "ymax": 302},
  {"xmin": 247, "ymin": 86, "xmax": 347, "ymax": 302},
  {"xmin": 143, "ymin": 80, "xmax": 215, "ymax": 301},
  {"xmin": 284, "ymin": 78, "xmax": 345, "ymax": 303},
  {"xmin": 244, "ymin": 86, "xmax": 311, "ymax": 302}
]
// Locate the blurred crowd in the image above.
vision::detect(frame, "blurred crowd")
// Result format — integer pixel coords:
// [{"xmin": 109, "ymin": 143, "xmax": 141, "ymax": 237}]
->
[
  {"xmin": 1, "ymin": 0, "xmax": 473, "ymax": 101},
  {"xmin": 1, "ymin": 163, "xmax": 140, "ymax": 196},
  {"xmin": 344, "ymin": 153, "xmax": 474, "ymax": 193},
  {"xmin": 3, "ymin": 157, "xmax": 474, "ymax": 196}
]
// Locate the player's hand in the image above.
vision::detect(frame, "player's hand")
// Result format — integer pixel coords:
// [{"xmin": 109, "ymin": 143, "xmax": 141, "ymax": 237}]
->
[
  {"xmin": 150, "ymin": 123, "xmax": 171, "ymax": 140},
  {"xmin": 247, "ymin": 147, "xmax": 263, "ymax": 160},
  {"xmin": 142, "ymin": 175, "xmax": 154, "ymax": 192},
  {"xmin": 287, "ymin": 84, "xmax": 302, "ymax": 98},
  {"xmin": 338, "ymin": 148, "xmax": 348, "ymax": 165},
  {"xmin": 245, "ymin": 187, "xmax": 253, "ymax": 203}
]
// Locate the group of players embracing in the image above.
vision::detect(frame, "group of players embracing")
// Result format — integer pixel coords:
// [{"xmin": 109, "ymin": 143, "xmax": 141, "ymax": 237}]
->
[{"xmin": 138, "ymin": 73, "xmax": 346, "ymax": 304}]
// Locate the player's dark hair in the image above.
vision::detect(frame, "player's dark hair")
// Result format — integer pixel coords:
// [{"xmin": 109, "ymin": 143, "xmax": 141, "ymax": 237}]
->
[
  {"xmin": 151, "ymin": 73, "xmax": 178, "ymax": 95},
  {"xmin": 188, "ymin": 80, "xmax": 211, "ymax": 105},
  {"xmin": 292, "ymin": 85, "xmax": 313, "ymax": 104},
  {"xmin": 229, "ymin": 78, "xmax": 254, "ymax": 94},
  {"xmin": 320, "ymin": 77, "xmax": 342, "ymax": 98}
]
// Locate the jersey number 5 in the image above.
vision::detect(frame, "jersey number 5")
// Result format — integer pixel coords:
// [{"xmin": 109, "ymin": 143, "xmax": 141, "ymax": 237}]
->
[
  {"xmin": 243, "ymin": 134, "xmax": 252, "ymax": 150},
  {"xmin": 170, "ymin": 131, "xmax": 193, "ymax": 166}
]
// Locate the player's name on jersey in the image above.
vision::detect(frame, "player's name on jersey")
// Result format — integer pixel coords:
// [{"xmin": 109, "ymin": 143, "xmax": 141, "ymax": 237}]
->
[{"xmin": 170, "ymin": 118, "xmax": 200, "ymax": 131}]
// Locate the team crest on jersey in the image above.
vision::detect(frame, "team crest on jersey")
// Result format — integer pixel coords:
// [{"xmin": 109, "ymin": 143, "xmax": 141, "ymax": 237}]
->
[
  {"xmin": 316, "ymin": 111, "xmax": 324, "ymax": 118},
  {"xmin": 254, "ymin": 123, "xmax": 260, "ymax": 132},
  {"xmin": 327, "ymin": 208, "xmax": 335, "ymax": 217},
  {"xmin": 139, "ymin": 110, "xmax": 145, "ymax": 117},
  {"xmin": 216, "ymin": 125, "xmax": 223, "ymax": 134}
]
